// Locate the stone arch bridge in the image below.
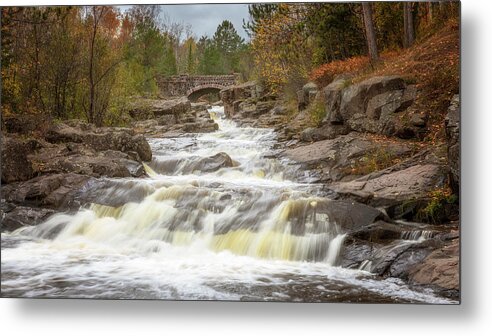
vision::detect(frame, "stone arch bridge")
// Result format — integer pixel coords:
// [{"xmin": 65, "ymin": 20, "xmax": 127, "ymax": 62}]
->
[{"xmin": 157, "ymin": 74, "xmax": 241, "ymax": 101}]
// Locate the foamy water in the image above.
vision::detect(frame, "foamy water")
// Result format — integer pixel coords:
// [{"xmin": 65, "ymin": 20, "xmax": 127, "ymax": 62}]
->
[{"xmin": 0, "ymin": 106, "xmax": 455, "ymax": 303}]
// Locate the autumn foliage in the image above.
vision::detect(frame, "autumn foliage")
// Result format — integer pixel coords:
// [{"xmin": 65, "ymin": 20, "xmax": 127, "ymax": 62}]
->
[{"xmin": 309, "ymin": 56, "xmax": 370, "ymax": 88}]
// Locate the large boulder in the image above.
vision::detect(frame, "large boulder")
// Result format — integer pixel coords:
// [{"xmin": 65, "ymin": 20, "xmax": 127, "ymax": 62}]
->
[
  {"xmin": 27, "ymin": 141, "xmax": 146, "ymax": 178},
  {"xmin": 45, "ymin": 122, "xmax": 152, "ymax": 161},
  {"xmin": 1, "ymin": 173, "xmax": 92, "ymax": 210},
  {"xmin": 129, "ymin": 97, "xmax": 191, "ymax": 121},
  {"xmin": 220, "ymin": 82, "xmax": 258, "ymax": 117},
  {"xmin": 329, "ymin": 163, "xmax": 448, "ymax": 223},
  {"xmin": 1, "ymin": 137, "xmax": 36, "ymax": 183},
  {"xmin": 1, "ymin": 202, "xmax": 56, "ymax": 232},
  {"xmin": 298, "ymin": 82, "xmax": 319, "ymax": 110},
  {"xmin": 408, "ymin": 238, "xmax": 459, "ymax": 292},
  {"xmin": 445, "ymin": 94, "xmax": 460, "ymax": 193},
  {"xmin": 319, "ymin": 76, "xmax": 421, "ymax": 138},
  {"xmin": 283, "ymin": 132, "xmax": 412, "ymax": 182}
]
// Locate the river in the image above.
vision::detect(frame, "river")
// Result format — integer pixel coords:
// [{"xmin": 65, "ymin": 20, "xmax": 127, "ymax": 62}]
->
[{"xmin": 1, "ymin": 106, "xmax": 455, "ymax": 303}]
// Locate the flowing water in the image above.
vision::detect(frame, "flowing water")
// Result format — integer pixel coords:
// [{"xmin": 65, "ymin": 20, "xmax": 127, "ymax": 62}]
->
[{"xmin": 1, "ymin": 106, "xmax": 455, "ymax": 303}]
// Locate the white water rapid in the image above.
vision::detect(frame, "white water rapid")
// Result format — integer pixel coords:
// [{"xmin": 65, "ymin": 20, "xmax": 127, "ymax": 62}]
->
[{"xmin": 1, "ymin": 106, "xmax": 454, "ymax": 303}]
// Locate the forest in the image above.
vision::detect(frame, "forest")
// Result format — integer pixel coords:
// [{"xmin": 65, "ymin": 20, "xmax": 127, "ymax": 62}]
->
[{"xmin": 1, "ymin": 2, "xmax": 459, "ymax": 128}]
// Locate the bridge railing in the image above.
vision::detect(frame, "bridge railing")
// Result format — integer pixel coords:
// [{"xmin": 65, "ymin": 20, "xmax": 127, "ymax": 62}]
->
[{"xmin": 156, "ymin": 74, "xmax": 241, "ymax": 97}]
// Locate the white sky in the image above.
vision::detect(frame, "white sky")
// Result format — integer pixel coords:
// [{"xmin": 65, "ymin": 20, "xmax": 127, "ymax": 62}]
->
[{"xmin": 120, "ymin": 4, "xmax": 251, "ymax": 40}]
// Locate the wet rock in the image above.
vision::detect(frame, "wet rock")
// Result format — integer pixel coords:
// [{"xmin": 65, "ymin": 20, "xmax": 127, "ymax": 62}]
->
[
  {"xmin": 387, "ymin": 242, "xmax": 436, "ymax": 279},
  {"xmin": 191, "ymin": 152, "xmax": 234, "ymax": 173},
  {"xmin": 408, "ymin": 238, "xmax": 459, "ymax": 291},
  {"xmin": 74, "ymin": 179, "xmax": 155, "ymax": 208},
  {"xmin": 351, "ymin": 220, "xmax": 407, "ymax": 242},
  {"xmin": 445, "ymin": 94, "xmax": 460, "ymax": 193},
  {"xmin": 1, "ymin": 173, "xmax": 92, "ymax": 210},
  {"xmin": 314, "ymin": 199, "xmax": 387, "ymax": 232},
  {"xmin": 1, "ymin": 202, "xmax": 56, "ymax": 232},
  {"xmin": 1, "ymin": 137, "xmax": 34, "ymax": 183}
]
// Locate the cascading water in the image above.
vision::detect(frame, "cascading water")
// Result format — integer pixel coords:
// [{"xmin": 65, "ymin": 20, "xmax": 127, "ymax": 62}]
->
[{"xmin": 1, "ymin": 106, "xmax": 454, "ymax": 303}]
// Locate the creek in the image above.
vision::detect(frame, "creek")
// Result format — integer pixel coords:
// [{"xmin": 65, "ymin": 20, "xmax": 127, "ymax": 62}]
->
[{"xmin": 1, "ymin": 106, "xmax": 454, "ymax": 303}]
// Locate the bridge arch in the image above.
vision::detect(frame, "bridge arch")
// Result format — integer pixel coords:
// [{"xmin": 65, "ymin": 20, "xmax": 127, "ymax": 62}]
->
[
  {"xmin": 157, "ymin": 74, "xmax": 240, "ymax": 99},
  {"xmin": 186, "ymin": 84, "xmax": 226, "ymax": 102}
]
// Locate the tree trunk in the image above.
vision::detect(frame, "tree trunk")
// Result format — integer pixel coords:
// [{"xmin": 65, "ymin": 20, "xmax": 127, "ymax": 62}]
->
[
  {"xmin": 362, "ymin": 2, "xmax": 378, "ymax": 62},
  {"xmin": 404, "ymin": 2, "xmax": 415, "ymax": 48},
  {"xmin": 88, "ymin": 7, "xmax": 97, "ymax": 124},
  {"xmin": 427, "ymin": 2, "xmax": 433, "ymax": 23}
]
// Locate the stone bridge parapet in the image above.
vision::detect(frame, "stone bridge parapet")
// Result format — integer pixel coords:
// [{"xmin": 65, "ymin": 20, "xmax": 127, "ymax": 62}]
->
[{"xmin": 157, "ymin": 74, "xmax": 241, "ymax": 99}]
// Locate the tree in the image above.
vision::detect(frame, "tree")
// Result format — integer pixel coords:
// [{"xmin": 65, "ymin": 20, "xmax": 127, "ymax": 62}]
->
[
  {"xmin": 243, "ymin": 3, "xmax": 278, "ymax": 37},
  {"xmin": 404, "ymin": 2, "xmax": 415, "ymax": 47},
  {"xmin": 197, "ymin": 37, "xmax": 223, "ymax": 75},
  {"xmin": 212, "ymin": 20, "xmax": 244, "ymax": 73},
  {"xmin": 362, "ymin": 2, "xmax": 378, "ymax": 62},
  {"xmin": 84, "ymin": 6, "xmax": 122, "ymax": 126}
]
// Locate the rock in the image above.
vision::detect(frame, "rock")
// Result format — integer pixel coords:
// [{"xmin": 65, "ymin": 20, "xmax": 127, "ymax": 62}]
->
[
  {"xmin": 27, "ymin": 142, "xmax": 146, "ymax": 178},
  {"xmin": 1, "ymin": 173, "xmax": 92, "ymax": 210},
  {"xmin": 191, "ymin": 102, "xmax": 209, "ymax": 112},
  {"xmin": 238, "ymin": 99, "xmax": 257, "ymax": 116},
  {"xmin": 323, "ymin": 79, "xmax": 347, "ymax": 124},
  {"xmin": 3, "ymin": 114, "xmax": 41, "ymax": 134},
  {"xmin": 271, "ymin": 105, "xmax": 289, "ymax": 115},
  {"xmin": 410, "ymin": 113, "xmax": 426, "ymax": 127},
  {"xmin": 1, "ymin": 137, "xmax": 34, "ymax": 183},
  {"xmin": 255, "ymin": 101, "xmax": 276, "ymax": 116},
  {"xmin": 45, "ymin": 122, "xmax": 152, "ymax": 161},
  {"xmin": 350, "ymin": 220, "xmax": 407, "ymax": 242},
  {"xmin": 129, "ymin": 97, "xmax": 191, "ymax": 121},
  {"xmin": 300, "ymin": 124, "xmax": 351, "ymax": 142},
  {"xmin": 1, "ymin": 203, "xmax": 56, "ymax": 232},
  {"xmin": 156, "ymin": 114, "xmax": 177, "ymax": 126},
  {"xmin": 312, "ymin": 199, "xmax": 386, "ymax": 233},
  {"xmin": 445, "ymin": 94, "xmax": 460, "ymax": 193},
  {"xmin": 339, "ymin": 238, "xmax": 376, "ymax": 269},
  {"xmin": 319, "ymin": 76, "xmax": 419, "ymax": 138},
  {"xmin": 329, "ymin": 164, "xmax": 447, "ymax": 221},
  {"xmin": 132, "ymin": 119, "xmax": 159, "ymax": 129},
  {"xmin": 191, "ymin": 152, "xmax": 234, "ymax": 173},
  {"xmin": 386, "ymin": 242, "xmax": 437, "ymax": 278},
  {"xmin": 283, "ymin": 132, "xmax": 412, "ymax": 182},
  {"xmin": 408, "ymin": 238, "xmax": 459, "ymax": 291},
  {"xmin": 181, "ymin": 122, "xmax": 218, "ymax": 133},
  {"xmin": 298, "ymin": 82, "xmax": 319, "ymax": 110},
  {"xmin": 220, "ymin": 81, "xmax": 257, "ymax": 117}
]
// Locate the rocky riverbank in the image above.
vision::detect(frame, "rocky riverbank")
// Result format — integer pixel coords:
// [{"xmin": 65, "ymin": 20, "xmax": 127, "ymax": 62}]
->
[
  {"xmin": 1, "ymin": 76, "xmax": 459, "ymax": 300},
  {"xmin": 1, "ymin": 96, "xmax": 220, "ymax": 232},
  {"xmin": 219, "ymin": 77, "xmax": 460, "ymax": 299}
]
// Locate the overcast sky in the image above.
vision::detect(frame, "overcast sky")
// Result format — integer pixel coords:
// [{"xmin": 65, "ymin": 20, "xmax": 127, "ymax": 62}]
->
[
  {"xmin": 121, "ymin": 4, "xmax": 251, "ymax": 40},
  {"xmin": 161, "ymin": 4, "xmax": 250, "ymax": 39}
]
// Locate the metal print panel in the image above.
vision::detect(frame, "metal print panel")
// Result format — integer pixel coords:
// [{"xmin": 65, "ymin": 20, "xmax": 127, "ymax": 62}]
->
[{"xmin": 0, "ymin": 1, "xmax": 460, "ymax": 303}]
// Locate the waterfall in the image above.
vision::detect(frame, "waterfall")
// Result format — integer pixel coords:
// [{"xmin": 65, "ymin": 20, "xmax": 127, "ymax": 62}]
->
[{"xmin": 0, "ymin": 106, "xmax": 454, "ymax": 303}]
